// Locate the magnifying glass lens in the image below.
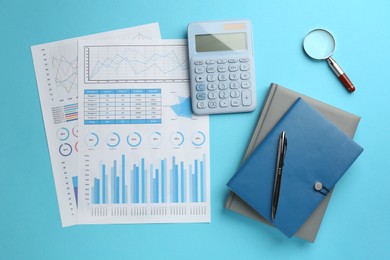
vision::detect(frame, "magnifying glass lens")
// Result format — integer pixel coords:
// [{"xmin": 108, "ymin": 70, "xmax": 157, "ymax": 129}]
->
[{"xmin": 303, "ymin": 29, "xmax": 335, "ymax": 60}]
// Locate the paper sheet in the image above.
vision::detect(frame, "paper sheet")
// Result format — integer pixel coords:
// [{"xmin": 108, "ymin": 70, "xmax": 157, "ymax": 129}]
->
[
  {"xmin": 77, "ymin": 40, "xmax": 210, "ymax": 224},
  {"xmin": 31, "ymin": 23, "xmax": 161, "ymax": 227}
]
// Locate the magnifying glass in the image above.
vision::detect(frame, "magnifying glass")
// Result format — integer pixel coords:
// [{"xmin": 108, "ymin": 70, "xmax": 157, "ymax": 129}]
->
[{"xmin": 303, "ymin": 29, "xmax": 355, "ymax": 93}]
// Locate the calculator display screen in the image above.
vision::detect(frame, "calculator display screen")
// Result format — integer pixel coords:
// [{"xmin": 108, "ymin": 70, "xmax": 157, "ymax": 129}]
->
[{"xmin": 195, "ymin": 33, "xmax": 247, "ymax": 52}]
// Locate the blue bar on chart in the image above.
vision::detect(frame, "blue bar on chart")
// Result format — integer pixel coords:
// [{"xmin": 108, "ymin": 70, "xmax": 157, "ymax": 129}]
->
[
  {"xmin": 102, "ymin": 164, "xmax": 107, "ymax": 204},
  {"xmin": 141, "ymin": 159, "xmax": 146, "ymax": 203},
  {"xmin": 181, "ymin": 161, "xmax": 186, "ymax": 203},
  {"xmin": 200, "ymin": 154, "xmax": 206, "ymax": 202},
  {"xmin": 90, "ymin": 154, "xmax": 207, "ymax": 205},
  {"xmin": 121, "ymin": 154, "xmax": 127, "ymax": 204},
  {"xmin": 189, "ymin": 155, "xmax": 206, "ymax": 203},
  {"xmin": 150, "ymin": 165, "xmax": 161, "ymax": 204},
  {"xmin": 111, "ymin": 160, "xmax": 120, "ymax": 204},
  {"xmin": 130, "ymin": 158, "xmax": 147, "ymax": 204},
  {"xmin": 92, "ymin": 178, "xmax": 100, "ymax": 204},
  {"xmin": 72, "ymin": 176, "xmax": 78, "ymax": 205},
  {"xmin": 161, "ymin": 159, "xmax": 166, "ymax": 203},
  {"xmin": 131, "ymin": 163, "xmax": 139, "ymax": 203},
  {"xmin": 170, "ymin": 156, "xmax": 179, "ymax": 203}
]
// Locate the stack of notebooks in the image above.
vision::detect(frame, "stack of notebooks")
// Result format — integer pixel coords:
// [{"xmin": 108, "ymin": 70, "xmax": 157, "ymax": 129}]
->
[{"xmin": 225, "ymin": 83, "xmax": 363, "ymax": 242}]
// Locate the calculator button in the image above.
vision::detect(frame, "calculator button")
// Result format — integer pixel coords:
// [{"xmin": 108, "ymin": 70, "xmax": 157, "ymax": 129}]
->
[
  {"xmin": 196, "ymin": 83, "xmax": 206, "ymax": 91},
  {"xmin": 218, "ymin": 73, "xmax": 228, "ymax": 81},
  {"xmin": 219, "ymin": 91, "xmax": 229, "ymax": 99},
  {"xmin": 220, "ymin": 100, "xmax": 229, "ymax": 107},
  {"xmin": 194, "ymin": 59, "xmax": 204, "ymax": 65},
  {"xmin": 229, "ymin": 73, "xmax": 239, "ymax": 81},
  {"xmin": 208, "ymin": 100, "xmax": 218, "ymax": 108},
  {"xmin": 239, "ymin": 57, "xmax": 249, "ymax": 63},
  {"xmin": 218, "ymin": 82, "xmax": 228, "ymax": 90},
  {"xmin": 241, "ymin": 72, "xmax": 250, "ymax": 80},
  {"xmin": 240, "ymin": 63, "xmax": 250, "ymax": 71},
  {"xmin": 217, "ymin": 65, "xmax": 227, "ymax": 72},
  {"xmin": 217, "ymin": 59, "xmax": 227, "ymax": 64},
  {"xmin": 231, "ymin": 99, "xmax": 241, "ymax": 107},
  {"xmin": 208, "ymin": 92, "xmax": 218, "ymax": 99},
  {"xmin": 195, "ymin": 75, "xmax": 205, "ymax": 82},
  {"xmin": 230, "ymin": 82, "xmax": 239, "ymax": 89},
  {"xmin": 207, "ymin": 74, "xmax": 217, "ymax": 82},
  {"xmin": 242, "ymin": 90, "xmax": 252, "ymax": 106},
  {"xmin": 241, "ymin": 81, "xmax": 251, "ymax": 88},
  {"xmin": 195, "ymin": 66, "xmax": 205, "ymax": 74},
  {"xmin": 206, "ymin": 66, "xmax": 216, "ymax": 73},
  {"xmin": 207, "ymin": 83, "xmax": 217, "ymax": 91},
  {"xmin": 197, "ymin": 101, "xmax": 206, "ymax": 109},
  {"xmin": 229, "ymin": 64, "xmax": 239, "ymax": 72},
  {"xmin": 196, "ymin": 92, "xmax": 206, "ymax": 100},
  {"xmin": 228, "ymin": 58, "xmax": 238, "ymax": 63},
  {"xmin": 206, "ymin": 59, "xmax": 216, "ymax": 64},
  {"xmin": 230, "ymin": 90, "xmax": 240, "ymax": 98}
]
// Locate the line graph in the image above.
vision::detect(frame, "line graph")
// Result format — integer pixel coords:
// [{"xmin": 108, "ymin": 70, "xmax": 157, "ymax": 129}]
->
[
  {"xmin": 52, "ymin": 54, "xmax": 78, "ymax": 98},
  {"xmin": 131, "ymin": 32, "xmax": 154, "ymax": 40},
  {"xmin": 84, "ymin": 44, "xmax": 189, "ymax": 83}
]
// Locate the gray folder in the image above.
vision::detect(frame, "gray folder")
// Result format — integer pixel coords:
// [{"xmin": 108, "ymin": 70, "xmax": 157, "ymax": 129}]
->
[{"xmin": 225, "ymin": 83, "xmax": 361, "ymax": 242}]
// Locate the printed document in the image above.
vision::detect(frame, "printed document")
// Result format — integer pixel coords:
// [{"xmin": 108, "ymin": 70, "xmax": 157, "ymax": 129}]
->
[
  {"xmin": 77, "ymin": 40, "xmax": 210, "ymax": 224},
  {"xmin": 31, "ymin": 23, "xmax": 161, "ymax": 226}
]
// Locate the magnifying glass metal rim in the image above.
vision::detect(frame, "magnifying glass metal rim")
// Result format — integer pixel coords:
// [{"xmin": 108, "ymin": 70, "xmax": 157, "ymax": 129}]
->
[{"xmin": 303, "ymin": 28, "xmax": 336, "ymax": 60}]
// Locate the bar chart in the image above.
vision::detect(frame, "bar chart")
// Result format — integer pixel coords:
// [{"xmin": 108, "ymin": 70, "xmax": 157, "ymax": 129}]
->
[{"xmin": 90, "ymin": 154, "xmax": 207, "ymax": 205}]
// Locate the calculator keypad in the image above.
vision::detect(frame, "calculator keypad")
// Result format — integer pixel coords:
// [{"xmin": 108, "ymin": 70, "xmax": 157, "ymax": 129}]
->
[{"xmin": 190, "ymin": 56, "xmax": 256, "ymax": 115}]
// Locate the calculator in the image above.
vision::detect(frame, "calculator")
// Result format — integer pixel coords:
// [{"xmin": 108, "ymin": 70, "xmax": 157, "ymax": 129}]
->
[{"xmin": 187, "ymin": 20, "xmax": 257, "ymax": 115}]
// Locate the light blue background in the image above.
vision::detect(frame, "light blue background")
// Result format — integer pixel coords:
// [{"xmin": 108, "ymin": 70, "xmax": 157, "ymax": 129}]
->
[{"xmin": 1, "ymin": 0, "xmax": 389, "ymax": 259}]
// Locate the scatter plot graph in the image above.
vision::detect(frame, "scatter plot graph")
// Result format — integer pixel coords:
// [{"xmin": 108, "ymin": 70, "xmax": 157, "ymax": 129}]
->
[{"xmin": 84, "ymin": 44, "xmax": 189, "ymax": 83}]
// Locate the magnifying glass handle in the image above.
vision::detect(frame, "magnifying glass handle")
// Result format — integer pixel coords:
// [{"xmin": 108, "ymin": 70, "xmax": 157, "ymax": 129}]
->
[{"xmin": 327, "ymin": 57, "xmax": 355, "ymax": 93}]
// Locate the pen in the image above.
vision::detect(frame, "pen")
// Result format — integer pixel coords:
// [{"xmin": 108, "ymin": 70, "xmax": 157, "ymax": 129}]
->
[{"xmin": 271, "ymin": 131, "xmax": 287, "ymax": 221}]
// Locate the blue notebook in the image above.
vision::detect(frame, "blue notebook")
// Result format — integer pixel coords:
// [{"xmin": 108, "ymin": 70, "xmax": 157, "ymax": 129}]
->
[{"xmin": 227, "ymin": 98, "xmax": 363, "ymax": 238}]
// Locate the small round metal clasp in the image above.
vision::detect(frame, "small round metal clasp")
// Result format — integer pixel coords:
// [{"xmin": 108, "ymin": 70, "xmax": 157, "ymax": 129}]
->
[{"xmin": 314, "ymin": 182, "xmax": 323, "ymax": 191}]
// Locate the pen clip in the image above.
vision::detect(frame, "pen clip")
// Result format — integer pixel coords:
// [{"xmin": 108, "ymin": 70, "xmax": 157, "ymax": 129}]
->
[{"xmin": 279, "ymin": 132, "xmax": 288, "ymax": 168}]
